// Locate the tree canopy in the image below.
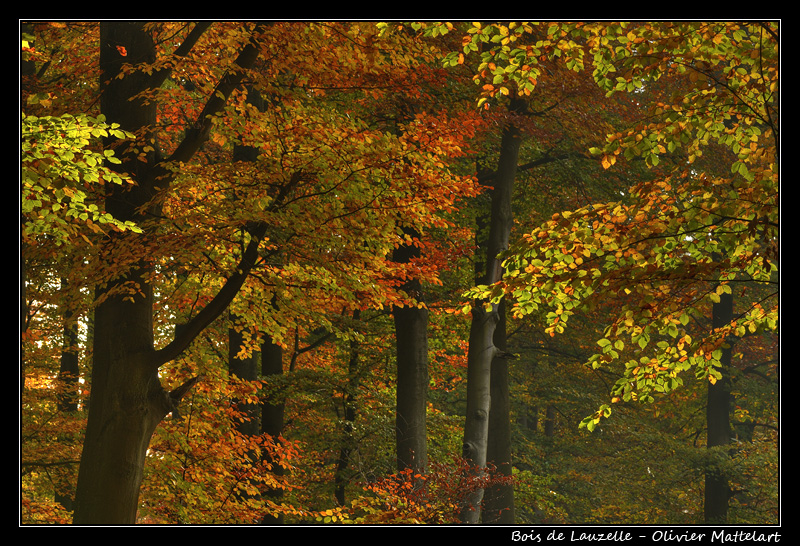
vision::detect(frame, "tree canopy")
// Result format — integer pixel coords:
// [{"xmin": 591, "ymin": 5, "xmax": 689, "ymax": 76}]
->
[{"xmin": 20, "ymin": 20, "xmax": 779, "ymax": 527}]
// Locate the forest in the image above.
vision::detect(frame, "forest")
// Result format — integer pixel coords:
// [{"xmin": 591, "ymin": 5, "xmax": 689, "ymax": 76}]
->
[{"xmin": 20, "ymin": 21, "xmax": 779, "ymax": 526}]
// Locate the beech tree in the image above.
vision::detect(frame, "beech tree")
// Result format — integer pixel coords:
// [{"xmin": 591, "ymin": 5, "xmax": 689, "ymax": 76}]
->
[
  {"xmin": 457, "ymin": 98, "xmax": 524, "ymax": 523},
  {"xmin": 70, "ymin": 21, "xmax": 269, "ymax": 524}
]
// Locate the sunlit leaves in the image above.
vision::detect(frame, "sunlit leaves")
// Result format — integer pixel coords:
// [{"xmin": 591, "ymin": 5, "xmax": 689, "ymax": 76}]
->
[
  {"xmin": 20, "ymin": 20, "xmax": 778, "ymax": 524},
  {"xmin": 418, "ymin": 22, "xmax": 593, "ymax": 107},
  {"xmin": 579, "ymin": 404, "xmax": 611, "ymax": 432},
  {"xmin": 21, "ymin": 113, "xmax": 142, "ymax": 245},
  {"xmin": 493, "ymin": 179, "xmax": 777, "ymax": 421}
]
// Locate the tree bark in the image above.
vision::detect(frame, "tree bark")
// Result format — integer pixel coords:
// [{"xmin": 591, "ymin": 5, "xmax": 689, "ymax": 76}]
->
[
  {"xmin": 72, "ymin": 22, "xmax": 162, "ymax": 524},
  {"xmin": 704, "ymin": 291, "xmax": 734, "ymax": 524},
  {"xmin": 484, "ymin": 299, "xmax": 515, "ymax": 523},
  {"xmin": 58, "ymin": 279, "xmax": 81, "ymax": 414},
  {"xmin": 544, "ymin": 405, "xmax": 557, "ymax": 438},
  {"xmin": 460, "ymin": 99, "xmax": 524, "ymax": 523},
  {"xmin": 55, "ymin": 279, "xmax": 81, "ymax": 511},
  {"xmin": 72, "ymin": 21, "xmax": 265, "ymax": 524},
  {"xmin": 392, "ymin": 228, "xmax": 429, "ymax": 475}
]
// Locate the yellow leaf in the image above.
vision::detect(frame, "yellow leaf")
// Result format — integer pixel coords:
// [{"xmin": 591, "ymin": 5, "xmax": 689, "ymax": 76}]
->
[{"xmin": 601, "ymin": 154, "xmax": 616, "ymax": 169}]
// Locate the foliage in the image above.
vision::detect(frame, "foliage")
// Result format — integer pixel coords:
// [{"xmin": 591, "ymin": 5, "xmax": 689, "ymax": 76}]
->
[
  {"xmin": 347, "ymin": 458, "xmax": 513, "ymax": 524},
  {"xmin": 21, "ymin": 111, "xmax": 141, "ymax": 245},
  {"xmin": 460, "ymin": 21, "xmax": 779, "ymax": 428},
  {"xmin": 140, "ymin": 367, "xmax": 306, "ymax": 524},
  {"xmin": 20, "ymin": 21, "xmax": 778, "ymax": 525},
  {"xmin": 20, "ymin": 379, "xmax": 85, "ymax": 525}
]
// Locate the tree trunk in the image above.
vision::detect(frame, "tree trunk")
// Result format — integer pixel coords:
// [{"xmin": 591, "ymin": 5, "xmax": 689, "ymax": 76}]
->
[
  {"xmin": 229, "ymin": 95, "xmax": 267, "ymax": 439},
  {"xmin": 544, "ymin": 405, "xmax": 557, "ymax": 437},
  {"xmin": 260, "ymin": 335, "xmax": 286, "ymax": 524},
  {"xmin": 55, "ymin": 278, "xmax": 81, "ymax": 512},
  {"xmin": 58, "ymin": 278, "xmax": 81, "ymax": 413},
  {"xmin": 334, "ymin": 310, "xmax": 361, "ymax": 507},
  {"xmin": 392, "ymin": 229, "xmax": 429, "ymax": 474},
  {"xmin": 229, "ymin": 89, "xmax": 288, "ymax": 524},
  {"xmin": 460, "ymin": 99, "xmax": 524, "ymax": 523},
  {"xmin": 73, "ymin": 317, "xmax": 170, "ymax": 523},
  {"xmin": 72, "ymin": 22, "xmax": 163, "ymax": 524},
  {"xmin": 484, "ymin": 299, "xmax": 515, "ymax": 523},
  {"xmin": 21, "ymin": 250, "xmax": 27, "ymax": 395},
  {"xmin": 704, "ymin": 291, "xmax": 734, "ymax": 524}
]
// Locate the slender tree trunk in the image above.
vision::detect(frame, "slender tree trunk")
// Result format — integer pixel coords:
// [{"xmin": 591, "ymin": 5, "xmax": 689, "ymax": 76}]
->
[
  {"xmin": 704, "ymin": 291, "xmax": 734, "ymax": 524},
  {"xmin": 55, "ymin": 279, "xmax": 81, "ymax": 511},
  {"xmin": 58, "ymin": 279, "xmax": 81, "ymax": 413},
  {"xmin": 392, "ymin": 228, "xmax": 429, "ymax": 474},
  {"xmin": 21, "ymin": 250, "xmax": 27, "ymax": 394},
  {"xmin": 229, "ymin": 88, "xmax": 288, "ymax": 524},
  {"xmin": 229, "ymin": 92, "xmax": 266, "ymax": 440},
  {"xmin": 21, "ymin": 23, "xmax": 34, "ymax": 396},
  {"xmin": 544, "ymin": 405, "xmax": 557, "ymax": 438},
  {"xmin": 460, "ymin": 304, "xmax": 498, "ymax": 523},
  {"xmin": 334, "ymin": 310, "xmax": 361, "ymax": 507},
  {"xmin": 460, "ymin": 99, "xmax": 524, "ymax": 523},
  {"xmin": 484, "ymin": 299, "xmax": 515, "ymax": 523}
]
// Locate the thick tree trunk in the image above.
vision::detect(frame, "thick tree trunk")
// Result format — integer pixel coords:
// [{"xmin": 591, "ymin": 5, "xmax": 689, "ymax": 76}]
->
[
  {"xmin": 704, "ymin": 291, "xmax": 734, "ymax": 524},
  {"xmin": 73, "ymin": 295, "xmax": 171, "ymax": 523},
  {"xmin": 460, "ymin": 100, "xmax": 524, "ymax": 523},
  {"xmin": 73, "ymin": 22, "xmax": 163, "ymax": 524},
  {"xmin": 392, "ymin": 229, "xmax": 429, "ymax": 474},
  {"xmin": 394, "ymin": 303, "xmax": 429, "ymax": 473}
]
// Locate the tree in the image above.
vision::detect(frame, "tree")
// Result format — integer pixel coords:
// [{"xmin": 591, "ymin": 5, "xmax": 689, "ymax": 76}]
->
[
  {"xmin": 458, "ymin": 98, "xmax": 525, "ymax": 523},
  {"xmin": 67, "ymin": 22, "xmax": 274, "ymax": 524},
  {"xmin": 22, "ymin": 27, "xmax": 146, "ymax": 517}
]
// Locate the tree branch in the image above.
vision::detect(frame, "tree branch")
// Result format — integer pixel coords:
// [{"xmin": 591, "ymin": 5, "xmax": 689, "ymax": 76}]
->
[
  {"xmin": 165, "ymin": 23, "xmax": 269, "ymax": 167},
  {"xmin": 153, "ymin": 222, "xmax": 268, "ymax": 367},
  {"xmin": 151, "ymin": 22, "xmax": 213, "ymax": 89}
]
